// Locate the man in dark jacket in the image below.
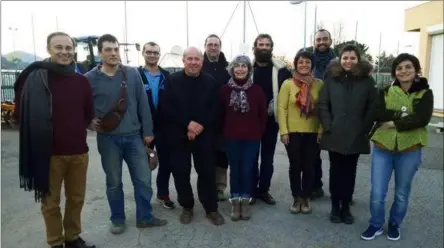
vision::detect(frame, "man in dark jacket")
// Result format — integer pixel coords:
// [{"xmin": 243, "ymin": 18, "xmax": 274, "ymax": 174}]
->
[
  {"xmin": 161, "ymin": 46, "xmax": 225, "ymax": 226},
  {"xmin": 15, "ymin": 32, "xmax": 95, "ymax": 248},
  {"xmin": 310, "ymin": 29, "xmax": 336, "ymax": 199},
  {"xmin": 137, "ymin": 42, "xmax": 175, "ymax": 210},
  {"xmin": 201, "ymin": 34, "xmax": 231, "ymax": 201},
  {"xmin": 250, "ymin": 34, "xmax": 293, "ymax": 205}
]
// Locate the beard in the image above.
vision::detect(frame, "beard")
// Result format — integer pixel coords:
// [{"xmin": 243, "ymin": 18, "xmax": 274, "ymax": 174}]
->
[{"xmin": 254, "ymin": 49, "xmax": 272, "ymax": 63}]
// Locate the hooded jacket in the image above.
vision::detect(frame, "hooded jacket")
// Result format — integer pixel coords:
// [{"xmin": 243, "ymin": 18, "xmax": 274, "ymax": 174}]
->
[{"xmin": 318, "ymin": 59, "xmax": 377, "ymax": 155}]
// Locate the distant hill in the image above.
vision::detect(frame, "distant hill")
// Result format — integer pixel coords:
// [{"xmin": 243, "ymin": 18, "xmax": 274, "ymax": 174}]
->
[
  {"xmin": 1, "ymin": 56, "xmax": 17, "ymax": 69},
  {"xmin": 1, "ymin": 51, "xmax": 43, "ymax": 70},
  {"xmin": 5, "ymin": 51, "xmax": 43, "ymax": 64}
]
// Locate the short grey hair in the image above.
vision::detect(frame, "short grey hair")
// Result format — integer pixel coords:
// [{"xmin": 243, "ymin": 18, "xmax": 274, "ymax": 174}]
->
[{"xmin": 227, "ymin": 55, "xmax": 253, "ymax": 78}]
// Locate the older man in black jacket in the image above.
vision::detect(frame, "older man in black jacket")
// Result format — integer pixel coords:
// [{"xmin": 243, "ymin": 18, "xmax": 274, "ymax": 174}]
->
[{"xmin": 161, "ymin": 46, "xmax": 225, "ymax": 226}]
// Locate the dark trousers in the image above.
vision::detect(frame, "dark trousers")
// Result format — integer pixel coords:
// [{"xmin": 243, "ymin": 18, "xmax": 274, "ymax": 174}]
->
[
  {"xmin": 285, "ymin": 133, "xmax": 318, "ymax": 198},
  {"xmin": 313, "ymin": 147, "xmax": 323, "ymax": 190},
  {"xmin": 328, "ymin": 151, "xmax": 360, "ymax": 204},
  {"xmin": 216, "ymin": 150, "xmax": 229, "ymax": 169},
  {"xmin": 149, "ymin": 137, "xmax": 172, "ymax": 198},
  {"xmin": 253, "ymin": 117, "xmax": 279, "ymax": 194},
  {"xmin": 170, "ymin": 141, "xmax": 218, "ymax": 213}
]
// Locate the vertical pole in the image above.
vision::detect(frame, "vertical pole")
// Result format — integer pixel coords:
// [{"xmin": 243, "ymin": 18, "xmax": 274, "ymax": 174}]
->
[
  {"xmin": 303, "ymin": 1, "xmax": 307, "ymax": 49},
  {"xmin": 354, "ymin": 21, "xmax": 358, "ymax": 44},
  {"xmin": 377, "ymin": 31, "xmax": 382, "ymax": 86},
  {"xmin": 31, "ymin": 14, "xmax": 37, "ymax": 61},
  {"xmin": 243, "ymin": 0, "xmax": 246, "ymax": 44},
  {"xmin": 313, "ymin": 4, "xmax": 317, "ymax": 44},
  {"xmin": 124, "ymin": 1, "xmax": 129, "ymax": 64},
  {"xmin": 186, "ymin": 1, "xmax": 189, "ymax": 47}
]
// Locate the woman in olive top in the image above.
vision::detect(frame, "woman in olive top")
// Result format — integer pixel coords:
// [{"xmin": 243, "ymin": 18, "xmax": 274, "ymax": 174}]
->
[
  {"xmin": 361, "ymin": 53, "xmax": 433, "ymax": 241},
  {"xmin": 278, "ymin": 51, "xmax": 323, "ymax": 214}
]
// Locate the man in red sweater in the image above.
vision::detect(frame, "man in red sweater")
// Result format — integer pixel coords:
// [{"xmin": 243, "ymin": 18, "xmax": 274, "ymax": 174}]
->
[{"xmin": 14, "ymin": 32, "xmax": 95, "ymax": 248}]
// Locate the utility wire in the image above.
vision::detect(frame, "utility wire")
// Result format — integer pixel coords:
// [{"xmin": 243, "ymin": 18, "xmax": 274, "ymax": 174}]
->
[
  {"xmin": 220, "ymin": 1, "xmax": 241, "ymax": 39},
  {"xmin": 247, "ymin": 1, "xmax": 260, "ymax": 35}
]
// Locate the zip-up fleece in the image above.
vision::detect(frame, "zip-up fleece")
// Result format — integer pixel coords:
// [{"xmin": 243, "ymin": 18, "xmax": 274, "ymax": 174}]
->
[{"xmin": 137, "ymin": 66, "xmax": 170, "ymax": 134}]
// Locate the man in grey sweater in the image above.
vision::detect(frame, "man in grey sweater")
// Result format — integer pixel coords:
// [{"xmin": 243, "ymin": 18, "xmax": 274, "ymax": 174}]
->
[{"xmin": 86, "ymin": 34, "xmax": 167, "ymax": 234}]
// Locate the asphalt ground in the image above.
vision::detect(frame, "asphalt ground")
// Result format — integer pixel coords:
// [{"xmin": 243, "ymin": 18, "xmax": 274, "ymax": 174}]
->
[{"xmin": 1, "ymin": 126, "xmax": 443, "ymax": 248}]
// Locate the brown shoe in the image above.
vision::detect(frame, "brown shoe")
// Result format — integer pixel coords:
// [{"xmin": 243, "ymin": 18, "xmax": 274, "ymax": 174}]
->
[
  {"xmin": 179, "ymin": 208, "xmax": 194, "ymax": 224},
  {"xmin": 290, "ymin": 197, "xmax": 301, "ymax": 214},
  {"xmin": 301, "ymin": 198, "xmax": 312, "ymax": 214},
  {"xmin": 240, "ymin": 198, "xmax": 251, "ymax": 220},
  {"xmin": 206, "ymin": 211, "xmax": 225, "ymax": 226},
  {"xmin": 230, "ymin": 198, "xmax": 241, "ymax": 221}
]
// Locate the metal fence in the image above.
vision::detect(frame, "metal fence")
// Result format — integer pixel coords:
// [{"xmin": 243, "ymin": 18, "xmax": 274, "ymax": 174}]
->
[
  {"xmin": 372, "ymin": 73, "xmax": 393, "ymax": 88},
  {"xmin": 1, "ymin": 69, "xmax": 392, "ymax": 102},
  {"xmin": 1, "ymin": 70, "xmax": 20, "ymax": 102}
]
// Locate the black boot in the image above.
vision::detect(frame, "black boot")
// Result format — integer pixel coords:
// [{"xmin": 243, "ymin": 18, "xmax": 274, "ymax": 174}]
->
[
  {"xmin": 330, "ymin": 198, "xmax": 341, "ymax": 223},
  {"xmin": 341, "ymin": 200, "xmax": 354, "ymax": 224}
]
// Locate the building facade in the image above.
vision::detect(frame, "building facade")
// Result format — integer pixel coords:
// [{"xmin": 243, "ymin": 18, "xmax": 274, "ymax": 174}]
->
[{"xmin": 405, "ymin": 1, "xmax": 444, "ymax": 115}]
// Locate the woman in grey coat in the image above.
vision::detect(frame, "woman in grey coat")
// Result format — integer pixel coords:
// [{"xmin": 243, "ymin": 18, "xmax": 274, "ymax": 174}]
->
[{"xmin": 318, "ymin": 44, "xmax": 376, "ymax": 224}]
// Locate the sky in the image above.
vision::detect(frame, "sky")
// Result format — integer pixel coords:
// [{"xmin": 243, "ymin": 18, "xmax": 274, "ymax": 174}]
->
[{"xmin": 1, "ymin": 0, "xmax": 428, "ymax": 65}]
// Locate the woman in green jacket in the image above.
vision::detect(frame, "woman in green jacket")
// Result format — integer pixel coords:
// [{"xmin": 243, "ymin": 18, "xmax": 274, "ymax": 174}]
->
[{"xmin": 361, "ymin": 53, "xmax": 434, "ymax": 241}]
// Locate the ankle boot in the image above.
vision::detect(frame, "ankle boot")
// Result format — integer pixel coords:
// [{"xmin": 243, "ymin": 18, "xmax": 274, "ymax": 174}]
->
[
  {"xmin": 240, "ymin": 198, "xmax": 251, "ymax": 220},
  {"xmin": 230, "ymin": 198, "xmax": 241, "ymax": 221},
  {"xmin": 301, "ymin": 198, "xmax": 312, "ymax": 214},
  {"xmin": 341, "ymin": 200, "xmax": 354, "ymax": 224},
  {"xmin": 330, "ymin": 198, "xmax": 341, "ymax": 223}
]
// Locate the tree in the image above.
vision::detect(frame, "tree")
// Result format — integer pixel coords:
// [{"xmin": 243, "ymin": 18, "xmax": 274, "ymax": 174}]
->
[
  {"xmin": 375, "ymin": 51, "xmax": 396, "ymax": 73},
  {"xmin": 332, "ymin": 21, "xmax": 345, "ymax": 46},
  {"xmin": 334, "ymin": 40, "xmax": 373, "ymax": 64}
]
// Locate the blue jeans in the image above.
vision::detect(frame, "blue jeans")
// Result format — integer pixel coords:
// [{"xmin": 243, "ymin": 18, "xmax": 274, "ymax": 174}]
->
[
  {"xmin": 225, "ymin": 140, "xmax": 260, "ymax": 198},
  {"xmin": 97, "ymin": 134, "xmax": 153, "ymax": 225},
  {"xmin": 369, "ymin": 145, "xmax": 422, "ymax": 228}
]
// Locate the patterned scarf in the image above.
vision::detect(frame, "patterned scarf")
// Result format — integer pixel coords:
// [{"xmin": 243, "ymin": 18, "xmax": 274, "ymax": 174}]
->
[
  {"xmin": 293, "ymin": 72, "xmax": 315, "ymax": 119},
  {"xmin": 228, "ymin": 77, "xmax": 254, "ymax": 113}
]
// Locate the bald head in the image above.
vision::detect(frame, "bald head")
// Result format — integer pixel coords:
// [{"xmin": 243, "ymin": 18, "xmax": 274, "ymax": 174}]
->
[
  {"xmin": 183, "ymin": 46, "xmax": 203, "ymax": 59},
  {"xmin": 182, "ymin": 46, "xmax": 203, "ymax": 77}
]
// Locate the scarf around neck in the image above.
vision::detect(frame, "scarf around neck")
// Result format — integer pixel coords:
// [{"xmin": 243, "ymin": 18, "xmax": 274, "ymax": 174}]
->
[
  {"xmin": 16, "ymin": 58, "xmax": 76, "ymax": 202},
  {"xmin": 293, "ymin": 72, "xmax": 316, "ymax": 119},
  {"xmin": 227, "ymin": 77, "xmax": 254, "ymax": 113},
  {"xmin": 313, "ymin": 48, "xmax": 335, "ymax": 79}
]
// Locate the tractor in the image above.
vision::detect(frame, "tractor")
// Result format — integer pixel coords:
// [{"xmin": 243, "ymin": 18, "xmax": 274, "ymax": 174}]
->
[{"xmin": 73, "ymin": 35, "xmax": 141, "ymax": 74}]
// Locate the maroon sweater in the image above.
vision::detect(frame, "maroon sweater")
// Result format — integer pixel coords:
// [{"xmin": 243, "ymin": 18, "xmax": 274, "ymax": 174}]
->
[
  {"xmin": 15, "ymin": 72, "xmax": 94, "ymax": 155},
  {"xmin": 220, "ymin": 79, "xmax": 267, "ymax": 140}
]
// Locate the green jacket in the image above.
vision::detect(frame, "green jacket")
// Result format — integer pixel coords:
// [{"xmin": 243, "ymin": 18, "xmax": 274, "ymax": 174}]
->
[{"xmin": 369, "ymin": 77, "xmax": 434, "ymax": 151}]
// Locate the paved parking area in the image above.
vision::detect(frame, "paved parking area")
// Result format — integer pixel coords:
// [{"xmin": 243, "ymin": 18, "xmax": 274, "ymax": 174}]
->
[{"xmin": 1, "ymin": 128, "xmax": 443, "ymax": 248}]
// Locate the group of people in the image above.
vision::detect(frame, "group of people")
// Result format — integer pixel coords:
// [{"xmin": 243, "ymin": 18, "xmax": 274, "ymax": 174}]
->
[{"xmin": 14, "ymin": 27, "xmax": 433, "ymax": 248}]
